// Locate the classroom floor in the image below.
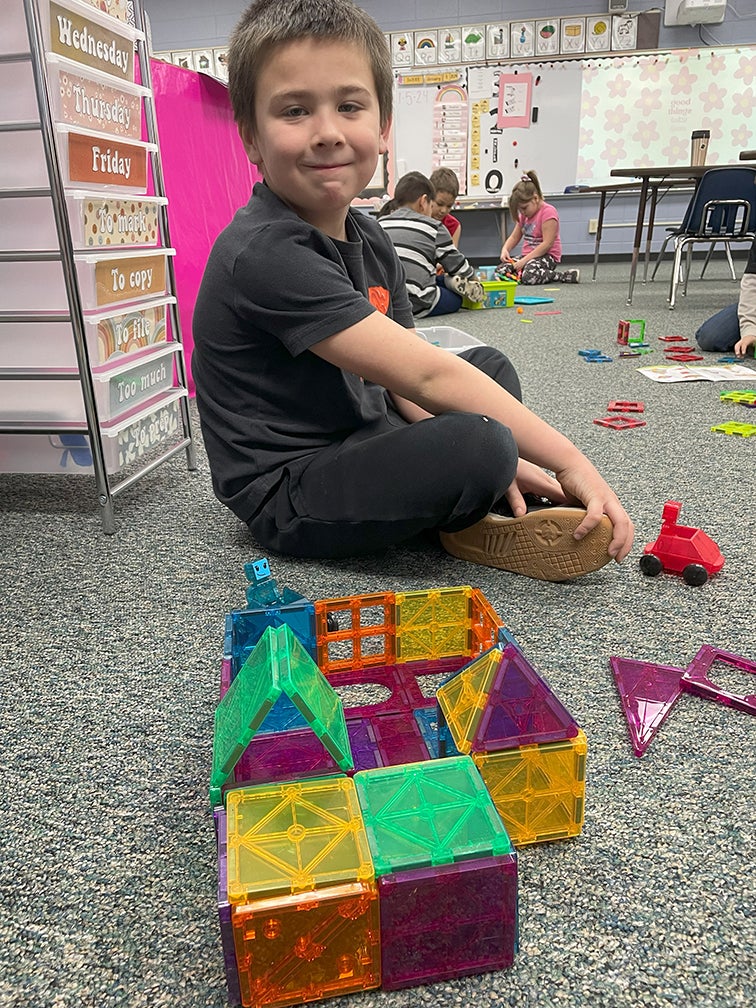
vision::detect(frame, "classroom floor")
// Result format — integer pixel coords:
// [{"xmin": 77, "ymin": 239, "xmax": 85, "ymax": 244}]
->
[{"xmin": 1, "ymin": 259, "xmax": 754, "ymax": 1008}]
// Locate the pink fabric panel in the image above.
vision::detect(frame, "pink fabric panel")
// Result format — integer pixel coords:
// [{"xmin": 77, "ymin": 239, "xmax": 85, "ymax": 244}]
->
[{"xmin": 147, "ymin": 61, "xmax": 261, "ymax": 393}]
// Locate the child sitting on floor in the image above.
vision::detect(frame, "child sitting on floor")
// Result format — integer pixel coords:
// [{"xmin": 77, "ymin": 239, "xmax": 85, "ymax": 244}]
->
[
  {"xmin": 429, "ymin": 166, "xmax": 462, "ymax": 247},
  {"xmin": 500, "ymin": 171, "xmax": 579, "ymax": 285},
  {"xmin": 191, "ymin": 0, "xmax": 634, "ymax": 582},
  {"xmin": 377, "ymin": 171, "xmax": 483, "ymax": 316},
  {"xmin": 695, "ymin": 236, "xmax": 756, "ymax": 356}
]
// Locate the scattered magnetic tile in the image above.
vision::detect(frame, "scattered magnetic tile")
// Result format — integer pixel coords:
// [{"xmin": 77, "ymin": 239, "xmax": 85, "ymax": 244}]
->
[
  {"xmin": 593, "ymin": 415, "xmax": 646, "ymax": 430},
  {"xmin": 711, "ymin": 421, "xmax": 756, "ymax": 437}
]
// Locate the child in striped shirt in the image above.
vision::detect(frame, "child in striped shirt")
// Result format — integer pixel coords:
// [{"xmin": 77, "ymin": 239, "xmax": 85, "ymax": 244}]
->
[{"xmin": 378, "ymin": 171, "xmax": 483, "ymax": 316}]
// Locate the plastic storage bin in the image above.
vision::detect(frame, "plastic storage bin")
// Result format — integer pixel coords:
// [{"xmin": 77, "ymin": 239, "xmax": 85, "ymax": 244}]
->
[
  {"xmin": 47, "ymin": 54, "xmax": 147, "ymax": 140},
  {"xmin": 1, "ymin": 192, "xmax": 166, "ymax": 251},
  {"xmin": 0, "ymin": 248, "xmax": 175, "ymax": 312},
  {"xmin": 55, "ymin": 124, "xmax": 156, "ymax": 193},
  {"xmin": 0, "ymin": 129, "xmax": 49, "ymax": 189},
  {"xmin": 0, "ymin": 0, "xmax": 32, "ymax": 55},
  {"xmin": 473, "ymin": 264, "xmax": 501, "ymax": 281},
  {"xmin": 0, "ymin": 388, "xmax": 187, "ymax": 475},
  {"xmin": 416, "ymin": 326, "xmax": 485, "ymax": 354},
  {"xmin": 464, "ymin": 279, "xmax": 517, "ymax": 310},
  {"xmin": 0, "ymin": 342, "xmax": 180, "ymax": 424},
  {"xmin": 0, "ymin": 298, "xmax": 172, "ymax": 369},
  {"xmin": 41, "ymin": 0, "xmax": 143, "ymax": 85},
  {"xmin": 0, "ymin": 57, "xmax": 38, "ymax": 121}
]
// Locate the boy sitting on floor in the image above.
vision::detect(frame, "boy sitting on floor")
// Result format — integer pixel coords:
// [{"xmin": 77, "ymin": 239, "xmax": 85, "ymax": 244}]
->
[{"xmin": 191, "ymin": 0, "xmax": 634, "ymax": 582}]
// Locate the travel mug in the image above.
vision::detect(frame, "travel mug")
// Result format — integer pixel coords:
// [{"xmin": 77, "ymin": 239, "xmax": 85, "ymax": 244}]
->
[{"xmin": 690, "ymin": 130, "xmax": 710, "ymax": 166}]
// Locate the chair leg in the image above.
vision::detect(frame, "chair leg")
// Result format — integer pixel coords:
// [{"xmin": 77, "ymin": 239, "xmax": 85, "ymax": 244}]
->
[
  {"xmin": 669, "ymin": 243, "xmax": 683, "ymax": 309},
  {"xmin": 724, "ymin": 241, "xmax": 736, "ymax": 280},
  {"xmin": 700, "ymin": 243, "xmax": 716, "ymax": 279},
  {"xmin": 650, "ymin": 234, "xmax": 674, "ymax": 282},
  {"xmin": 682, "ymin": 244, "xmax": 693, "ymax": 297}
]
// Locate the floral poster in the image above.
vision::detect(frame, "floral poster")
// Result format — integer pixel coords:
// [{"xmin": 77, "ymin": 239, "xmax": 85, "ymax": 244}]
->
[{"xmin": 577, "ymin": 48, "xmax": 756, "ymax": 185}]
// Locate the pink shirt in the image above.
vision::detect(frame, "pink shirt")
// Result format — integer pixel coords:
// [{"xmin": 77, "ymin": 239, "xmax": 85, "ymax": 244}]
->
[{"xmin": 519, "ymin": 201, "xmax": 561, "ymax": 262}]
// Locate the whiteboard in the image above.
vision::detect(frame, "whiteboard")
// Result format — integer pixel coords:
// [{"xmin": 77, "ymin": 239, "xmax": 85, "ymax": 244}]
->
[
  {"xmin": 466, "ymin": 62, "xmax": 582, "ymax": 197},
  {"xmin": 392, "ymin": 61, "xmax": 582, "ymax": 197}
]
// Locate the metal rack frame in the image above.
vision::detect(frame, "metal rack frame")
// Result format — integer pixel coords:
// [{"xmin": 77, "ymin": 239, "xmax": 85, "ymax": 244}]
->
[{"xmin": 0, "ymin": 0, "xmax": 196, "ymax": 533}]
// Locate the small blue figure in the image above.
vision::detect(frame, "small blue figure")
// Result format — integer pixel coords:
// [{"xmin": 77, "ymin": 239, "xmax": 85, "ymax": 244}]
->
[{"xmin": 243, "ymin": 557, "xmax": 304, "ymax": 608}]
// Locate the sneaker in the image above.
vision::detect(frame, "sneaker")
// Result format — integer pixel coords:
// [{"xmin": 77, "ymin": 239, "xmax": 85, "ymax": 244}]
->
[
  {"xmin": 447, "ymin": 273, "xmax": 485, "ymax": 303},
  {"xmin": 439, "ymin": 506, "xmax": 613, "ymax": 582},
  {"xmin": 559, "ymin": 268, "xmax": 580, "ymax": 284}
]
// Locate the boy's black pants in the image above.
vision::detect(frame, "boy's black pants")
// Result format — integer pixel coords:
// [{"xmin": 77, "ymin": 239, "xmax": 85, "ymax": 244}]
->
[{"xmin": 248, "ymin": 346, "xmax": 522, "ymax": 558}]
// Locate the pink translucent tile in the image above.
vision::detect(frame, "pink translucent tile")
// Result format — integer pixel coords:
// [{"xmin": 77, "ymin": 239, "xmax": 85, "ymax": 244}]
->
[
  {"xmin": 372, "ymin": 710, "xmax": 431, "ymax": 766},
  {"xmin": 379, "ymin": 854, "xmax": 517, "ymax": 990},
  {"xmin": 473, "ymin": 643, "xmax": 579, "ymax": 751},
  {"xmin": 610, "ymin": 657, "xmax": 685, "ymax": 757},
  {"xmin": 232, "ymin": 727, "xmax": 339, "ymax": 787},
  {"xmin": 682, "ymin": 645, "xmax": 756, "ymax": 715}
]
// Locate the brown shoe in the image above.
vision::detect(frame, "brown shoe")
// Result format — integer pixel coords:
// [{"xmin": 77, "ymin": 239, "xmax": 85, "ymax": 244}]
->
[{"xmin": 439, "ymin": 507, "xmax": 614, "ymax": 582}]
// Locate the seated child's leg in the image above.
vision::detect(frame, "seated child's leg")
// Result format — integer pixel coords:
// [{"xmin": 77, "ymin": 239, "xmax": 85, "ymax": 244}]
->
[
  {"xmin": 248, "ymin": 345, "xmax": 523, "ymax": 558},
  {"xmin": 427, "ymin": 276, "xmax": 463, "ymax": 316},
  {"xmin": 248, "ymin": 410, "xmax": 518, "ymax": 558},
  {"xmin": 694, "ymin": 302, "xmax": 739, "ymax": 352},
  {"xmin": 457, "ymin": 345, "xmax": 522, "ymax": 402},
  {"xmin": 520, "ymin": 254, "xmax": 557, "ymax": 285}
]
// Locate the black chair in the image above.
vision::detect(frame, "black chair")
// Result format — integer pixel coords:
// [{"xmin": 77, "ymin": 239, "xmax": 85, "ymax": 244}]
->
[{"xmin": 649, "ymin": 167, "xmax": 756, "ymax": 309}]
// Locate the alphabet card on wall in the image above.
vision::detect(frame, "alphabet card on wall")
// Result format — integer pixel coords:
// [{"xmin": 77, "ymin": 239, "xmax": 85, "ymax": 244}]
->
[
  {"xmin": 510, "ymin": 22, "xmax": 535, "ymax": 60},
  {"xmin": 414, "ymin": 31, "xmax": 438, "ymax": 67},
  {"xmin": 438, "ymin": 29, "xmax": 462, "ymax": 65},
  {"xmin": 486, "ymin": 25, "xmax": 509, "ymax": 61},
  {"xmin": 586, "ymin": 16, "xmax": 612, "ymax": 52},
  {"xmin": 461, "ymin": 26, "xmax": 486, "ymax": 63}
]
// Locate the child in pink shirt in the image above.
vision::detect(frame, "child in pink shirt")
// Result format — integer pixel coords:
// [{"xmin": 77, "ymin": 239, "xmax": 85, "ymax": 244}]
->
[{"xmin": 500, "ymin": 171, "xmax": 579, "ymax": 285}]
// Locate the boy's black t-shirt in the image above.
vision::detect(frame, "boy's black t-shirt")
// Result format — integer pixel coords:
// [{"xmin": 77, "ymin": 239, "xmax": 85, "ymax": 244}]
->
[{"xmin": 192, "ymin": 182, "xmax": 414, "ymax": 524}]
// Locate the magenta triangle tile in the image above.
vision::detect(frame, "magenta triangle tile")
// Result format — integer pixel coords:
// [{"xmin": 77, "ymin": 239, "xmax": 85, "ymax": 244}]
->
[
  {"xmin": 472, "ymin": 643, "xmax": 579, "ymax": 752},
  {"xmin": 681, "ymin": 645, "xmax": 756, "ymax": 715},
  {"xmin": 610, "ymin": 657, "xmax": 685, "ymax": 757}
]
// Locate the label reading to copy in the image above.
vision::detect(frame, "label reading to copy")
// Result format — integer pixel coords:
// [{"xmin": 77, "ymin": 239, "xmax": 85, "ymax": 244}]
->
[
  {"xmin": 66, "ymin": 130, "xmax": 147, "ymax": 189},
  {"xmin": 49, "ymin": 1, "xmax": 134, "ymax": 81},
  {"xmin": 94, "ymin": 252, "xmax": 167, "ymax": 307}
]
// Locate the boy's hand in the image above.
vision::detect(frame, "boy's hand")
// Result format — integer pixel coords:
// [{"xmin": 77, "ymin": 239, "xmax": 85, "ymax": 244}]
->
[
  {"xmin": 504, "ymin": 459, "xmax": 634, "ymax": 563},
  {"xmin": 504, "ymin": 459, "xmax": 569, "ymax": 516},
  {"xmin": 552, "ymin": 463, "xmax": 635, "ymax": 563}
]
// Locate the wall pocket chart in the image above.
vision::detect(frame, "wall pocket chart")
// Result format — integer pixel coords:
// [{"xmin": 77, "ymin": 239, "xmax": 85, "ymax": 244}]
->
[{"xmin": 392, "ymin": 45, "xmax": 756, "ymax": 198}]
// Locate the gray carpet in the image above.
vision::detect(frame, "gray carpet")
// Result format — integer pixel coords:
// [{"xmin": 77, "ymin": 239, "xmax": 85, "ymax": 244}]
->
[{"xmin": 1, "ymin": 261, "xmax": 754, "ymax": 1008}]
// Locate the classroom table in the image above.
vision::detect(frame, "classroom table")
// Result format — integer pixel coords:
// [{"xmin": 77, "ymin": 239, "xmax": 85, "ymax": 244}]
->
[
  {"xmin": 612, "ymin": 163, "xmax": 756, "ymax": 303},
  {"xmin": 609, "ymin": 164, "xmax": 713, "ymax": 304},
  {"xmin": 585, "ymin": 179, "xmax": 692, "ymax": 281}
]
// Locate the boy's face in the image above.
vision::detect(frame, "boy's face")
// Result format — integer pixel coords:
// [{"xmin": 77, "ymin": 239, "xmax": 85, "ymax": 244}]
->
[
  {"xmin": 432, "ymin": 190, "xmax": 455, "ymax": 220},
  {"xmin": 241, "ymin": 38, "xmax": 391, "ymax": 239}
]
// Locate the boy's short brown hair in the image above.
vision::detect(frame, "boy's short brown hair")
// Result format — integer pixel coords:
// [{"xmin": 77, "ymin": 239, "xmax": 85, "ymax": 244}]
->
[
  {"xmin": 228, "ymin": 0, "xmax": 393, "ymax": 132},
  {"xmin": 429, "ymin": 167, "xmax": 460, "ymax": 200}
]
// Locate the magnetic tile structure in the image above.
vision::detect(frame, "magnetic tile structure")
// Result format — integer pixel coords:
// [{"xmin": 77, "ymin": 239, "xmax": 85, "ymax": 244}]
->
[{"xmin": 211, "ymin": 567, "xmax": 586, "ymax": 1007}]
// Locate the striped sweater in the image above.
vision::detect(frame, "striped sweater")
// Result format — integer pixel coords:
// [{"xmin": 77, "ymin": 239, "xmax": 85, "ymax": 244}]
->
[{"xmin": 378, "ymin": 207, "xmax": 475, "ymax": 317}]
